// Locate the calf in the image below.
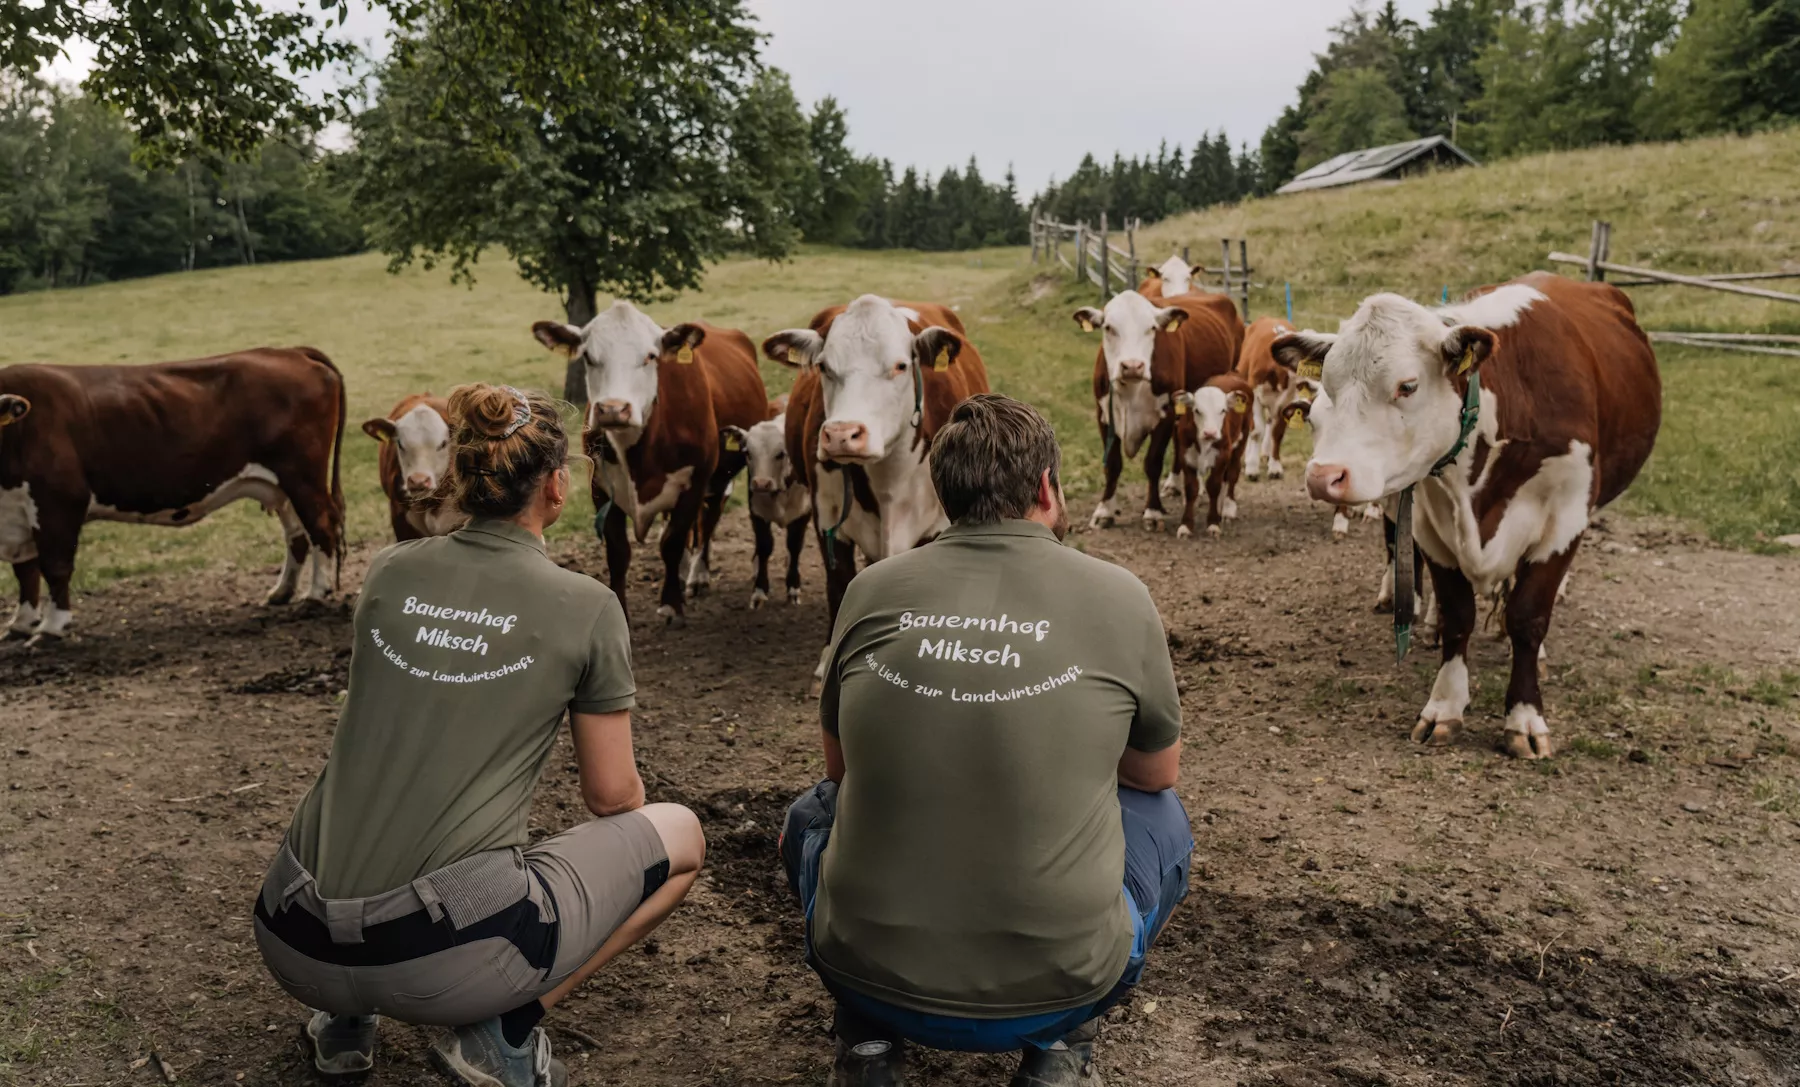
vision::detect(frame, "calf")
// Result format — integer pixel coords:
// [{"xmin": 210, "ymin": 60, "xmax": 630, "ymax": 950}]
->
[
  {"xmin": 1, "ymin": 348, "xmax": 345, "ymax": 644},
  {"xmin": 532, "ymin": 301, "xmax": 766, "ymax": 625},
  {"xmin": 1171, "ymin": 373, "xmax": 1252, "ymax": 538},
  {"xmin": 1275, "ymin": 272, "xmax": 1660, "ymax": 758},
  {"xmin": 764, "ymin": 296, "xmax": 989, "ymax": 683},
  {"xmin": 721, "ymin": 408, "xmax": 811, "ymax": 609},
  {"xmin": 1236, "ymin": 315, "xmax": 1302, "ymax": 481},
  {"xmin": 362, "ymin": 394, "xmax": 464, "ymax": 541},
  {"xmin": 1072, "ymin": 289, "xmax": 1242, "ymax": 531}
]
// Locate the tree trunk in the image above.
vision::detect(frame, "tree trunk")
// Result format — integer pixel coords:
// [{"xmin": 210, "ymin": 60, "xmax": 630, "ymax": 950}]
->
[{"xmin": 562, "ymin": 280, "xmax": 598, "ymax": 407}]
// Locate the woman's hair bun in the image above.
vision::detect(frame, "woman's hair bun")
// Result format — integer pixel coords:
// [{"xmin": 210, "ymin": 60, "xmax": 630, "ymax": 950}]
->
[
  {"xmin": 449, "ymin": 384, "xmax": 520, "ymax": 439},
  {"xmin": 439, "ymin": 383, "xmax": 568, "ymax": 519}
]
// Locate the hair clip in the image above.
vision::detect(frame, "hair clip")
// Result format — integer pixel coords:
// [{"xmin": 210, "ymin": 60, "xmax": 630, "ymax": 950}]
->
[{"xmin": 500, "ymin": 386, "xmax": 531, "ymax": 437}]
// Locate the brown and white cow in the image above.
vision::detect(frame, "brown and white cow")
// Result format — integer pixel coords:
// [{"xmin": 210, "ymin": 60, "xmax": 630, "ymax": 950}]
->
[
  {"xmin": 532, "ymin": 301, "xmax": 766, "ymax": 625},
  {"xmin": 1236, "ymin": 315, "xmax": 1301, "ymax": 482},
  {"xmin": 721, "ymin": 399, "xmax": 812, "ymax": 610},
  {"xmin": 1171, "ymin": 372, "xmax": 1252, "ymax": 539},
  {"xmin": 764, "ymin": 296, "xmax": 990, "ymax": 680},
  {"xmin": 0, "ymin": 349, "xmax": 346, "ymax": 644},
  {"xmin": 1138, "ymin": 253, "xmax": 1207, "ymax": 299},
  {"xmin": 362, "ymin": 394, "xmax": 465, "ymax": 541},
  {"xmin": 1274, "ymin": 272, "xmax": 1660, "ymax": 758},
  {"xmin": 1072, "ymin": 289, "xmax": 1242, "ymax": 531}
]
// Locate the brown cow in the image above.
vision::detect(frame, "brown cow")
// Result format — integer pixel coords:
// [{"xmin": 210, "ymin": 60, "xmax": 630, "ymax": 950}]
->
[
  {"xmin": 532, "ymin": 301, "xmax": 766, "ymax": 625},
  {"xmin": 1171, "ymin": 372, "xmax": 1253, "ymax": 539},
  {"xmin": 1235, "ymin": 315, "xmax": 1302, "ymax": 483},
  {"xmin": 361, "ymin": 394, "xmax": 465, "ymax": 541},
  {"xmin": 764, "ymin": 296, "xmax": 990, "ymax": 684},
  {"xmin": 0, "ymin": 349, "xmax": 345, "ymax": 644},
  {"xmin": 1071, "ymin": 289, "xmax": 1242, "ymax": 531},
  {"xmin": 1275, "ymin": 272, "xmax": 1661, "ymax": 758}
]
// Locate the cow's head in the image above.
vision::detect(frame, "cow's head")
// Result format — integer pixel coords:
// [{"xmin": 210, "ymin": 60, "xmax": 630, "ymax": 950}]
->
[
  {"xmin": 1272, "ymin": 293, "xmax": 1496, "ymax": 504},
  {"xmin": 0, "ymin": 395, "xmax": 28, "ymax": 429},
  {"xmin": 728, "ymin": 417, "xmax": 790, "ymax": 494},
  {"xmin": 363, "ymin": 400, "xmax": 451, "ymax": 500},
  {"xmin": 1147, "ymin": 254, "xmax": 1203, "ymax": 297},
  {"xmin": 1073, "ymin": 291, "xmax": 1188, "ymax": 387},
  {"xmin": 765, "ymin": 295, "xmax": 962, "ymax": 463},
  {"xmin": 1175, "ymin": 385, "xmax": 1248, "ymax": 446},
  {"xmin": 533, "ymin": 301, "xmax": 703, "ymax": 433}
]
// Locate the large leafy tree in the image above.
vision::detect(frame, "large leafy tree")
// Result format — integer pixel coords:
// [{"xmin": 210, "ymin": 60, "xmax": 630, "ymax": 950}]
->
[{"xmin": 1642, "ymin": 0, "xmax": 1800, "ymax": 138}]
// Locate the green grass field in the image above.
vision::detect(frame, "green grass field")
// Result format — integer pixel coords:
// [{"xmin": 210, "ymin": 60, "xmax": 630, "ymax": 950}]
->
[{"xmin": 1, "ymin": 130, "xmax": 1796, "ymax": 596}]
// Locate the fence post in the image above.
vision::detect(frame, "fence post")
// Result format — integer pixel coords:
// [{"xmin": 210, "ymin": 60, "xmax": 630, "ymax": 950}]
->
[
  {"xmin": 1100, "ymin": 211, "xmax": 1110, "ymax": 303},
  {"xmin": 1586, "ymin": 221, "xmax": 1603, "ymax": 282},
  {"xmin": 1597, "ymin": 221, "xmax": 1612, "ymax": 283},
  {"xmin": 1076, "ymin": 222, "xmax": 1086, "ymax": 283},
  {"xmin": 1239, "ymin": 238, "xmax": 1250, "ymax": 319},
  {"xmin": 1220, "ymin": 238, "xmax": 1232, "ymax": 298}
]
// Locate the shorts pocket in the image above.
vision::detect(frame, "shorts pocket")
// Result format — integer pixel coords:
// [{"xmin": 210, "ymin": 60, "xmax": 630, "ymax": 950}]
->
[{"xmin": 370, "ymin": 939, "xmax": 546, "ymax": 1026}]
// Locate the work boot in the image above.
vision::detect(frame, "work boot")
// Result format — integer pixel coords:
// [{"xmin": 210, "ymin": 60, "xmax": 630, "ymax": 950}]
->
[
  {"xmin": 831, "ymin": 1038, "xmax": 905, "ymax": 1087},
  {"xmin": 431, "ymin": 1019, "xmax": 567, "ymax": 1087},
  {"xmin": 303, "ymin": 1011, "xmax": 377, "ymax": 1076},
  {"xmin": 1009, "ymin": 1019, "xmax": 1102, "ymax": 1087}
]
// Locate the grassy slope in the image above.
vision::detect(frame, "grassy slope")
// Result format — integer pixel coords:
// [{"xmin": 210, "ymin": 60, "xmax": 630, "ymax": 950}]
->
[{"xmin": 0, "ymin": 129, "xmax": 1796, "ymax": 596}]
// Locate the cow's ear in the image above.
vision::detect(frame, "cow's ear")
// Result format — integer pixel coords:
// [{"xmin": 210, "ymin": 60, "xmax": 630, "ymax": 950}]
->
[
  {"xmin": 0, "ymin": 394, "xmax": 29, "ymax": 426},
  {"xmin": 1144, "ymin": 266, "xmax": 1161, "ymax": 279},
  {"xmin": 1189, "ymin": 264, "xmax": 1207, "ymax": 281},
  {"xmin": 532, "ymin": 321, "xmax": 582, "ymax": 352},
  {"xmin": 1440, "ymin": 326, "xmax": 1496, "ymax": 377},
  {"xmin": 913, "ymin": 327, "xmax": 962, "ymax": 372},
  {"xmin": 1228, "ymin": 389, "xmax": 1250, "ymax": 415},
  {"xmin": 1282, "ymin": 398, "xmax": 1313, "ymax": 426},
  {"xmin": 763, "ymin": 329, "xmax": 823, "ymax": 369},
  {"xmin": 720, "ymin": 425, "xmax": 747, "ymax": 452},
  {"xmin": 1155, "ymin": 306, "xmax": 1187, "ymax": 333},
  {"xmin": 661, "ymin": 323, "xmax": 706, "ymax": 360},
  {"xmin": 1072, "ymin": 307, "xmax": 1103, "ymax": 333},
  {"xmin": 1272, "ymin": 330, "xmax": 1335, "ymax": 374},
  {"xmin": 362, "ymin": 417, "xmax": 397, "ymax": 443}
]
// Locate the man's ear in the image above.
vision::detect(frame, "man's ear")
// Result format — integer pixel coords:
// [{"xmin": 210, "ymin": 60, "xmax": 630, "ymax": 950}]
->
[
  {"xmin": 1154, "ymin": 306, "xmax": 1187, "ymax": 333},
  {"xmin": 0, "ymin": 394, "xmax": 29, "ymax": 426},
  {"xmin": 913, "ymin": 327, "xmax": 962, "ymax": 372},
  {"xmin": 362, "ymin": 417, "xmax": 397, "ymax": 443},
  {"xmin": 1440, "ymin": 326, "xmax": 1497, "ymax": 377},
  {"xmin": 1271, "ymin": 330, "xmax": 1335, "ymax": 374},
  {"xmin": 763, "ymin": 329, "xmax": 823, "ymax": 369},
  {"xmin": 532, "ymin": 321, "xmax": 583, "ymax": 352},
  {"xmin": 1072, "ymin": 307, "xmax": 1103, "ymax": 333},
  {"xmin": 661, "ymin": 323, "xmax": 706, "ymax": 361}
]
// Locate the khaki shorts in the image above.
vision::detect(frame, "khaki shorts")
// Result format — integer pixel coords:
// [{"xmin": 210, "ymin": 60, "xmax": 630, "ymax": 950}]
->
[{"xmin": 254, "ymin": 812, "xmax": 667, "ymax": 1026}]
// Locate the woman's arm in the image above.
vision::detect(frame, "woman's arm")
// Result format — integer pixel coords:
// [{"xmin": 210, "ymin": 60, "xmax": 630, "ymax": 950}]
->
[{"xmin": 570, "ymin": 710, "xmax": 646, "ymax": 817}]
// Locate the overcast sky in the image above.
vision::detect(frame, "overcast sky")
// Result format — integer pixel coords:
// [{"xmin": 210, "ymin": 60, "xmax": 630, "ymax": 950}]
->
[{"xmin": 44, "ymin": 0, "xmax": 1438, "ymax": 196}]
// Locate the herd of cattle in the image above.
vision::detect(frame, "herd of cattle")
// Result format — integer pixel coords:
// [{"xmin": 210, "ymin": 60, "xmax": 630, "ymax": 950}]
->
[{"xmin": 0, "ymin": 254, "xmax": 1659, "ymax": 758}]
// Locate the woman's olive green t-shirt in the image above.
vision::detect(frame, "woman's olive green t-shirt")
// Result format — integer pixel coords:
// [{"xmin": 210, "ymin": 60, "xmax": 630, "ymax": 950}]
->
[{"xmin": 286, "ymin": 519, "xmax": 635, "ymax": 899}]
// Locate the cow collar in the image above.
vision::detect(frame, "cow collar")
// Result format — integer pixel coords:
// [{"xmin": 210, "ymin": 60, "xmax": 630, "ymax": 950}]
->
[
  {"xmin": 1429, "ymin": 369, "xmax": 1482, "ymax": 478},
  {"xmin": 1394, "ymin": 369, "xmax": 1483, "ymax": 661}
]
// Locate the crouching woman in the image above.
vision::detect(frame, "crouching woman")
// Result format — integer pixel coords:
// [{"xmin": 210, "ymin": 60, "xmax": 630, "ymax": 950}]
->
[{"xmin": 253, "ymin": 383, "xmax": 704, "ymax": 1087}]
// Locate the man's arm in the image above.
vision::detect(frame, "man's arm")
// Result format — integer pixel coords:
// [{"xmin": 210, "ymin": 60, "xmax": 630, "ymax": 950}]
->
[
  {"xmin": 570, "ymin": 709, "xmax": 646, "ymax": 816},
  {"xmin": 822, "ymin": 727, "xmax": 845, "ymax": 784},
  {"xmin": 1121, "ymin": 582, "xmax": 1183, "ymax": 791},
  {"xmin": 1118, "ymin": 739, "xmax": 1181, "ymax": 792}
]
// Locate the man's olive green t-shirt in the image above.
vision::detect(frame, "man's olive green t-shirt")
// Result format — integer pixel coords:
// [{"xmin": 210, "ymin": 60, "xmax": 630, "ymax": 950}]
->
[
  {"xmin": 286, "ymin": 519, "xmax": 635, "ymax": 899},
  {"xmin": 814, "ymin": 519, "xmax": 1182, "ymax": 1018}
]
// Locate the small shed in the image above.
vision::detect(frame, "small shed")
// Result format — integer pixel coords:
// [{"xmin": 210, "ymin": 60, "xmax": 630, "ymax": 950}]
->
[{"xmin": 1276, "ymin": 136, "xmax": 1479, "ymax": 196}]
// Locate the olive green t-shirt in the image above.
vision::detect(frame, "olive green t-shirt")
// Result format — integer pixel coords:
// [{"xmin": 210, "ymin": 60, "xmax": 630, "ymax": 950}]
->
[
  {"xmin": 813, "ymin": 519, "xmax": 1182, "ymax": 1018},
  {"xmin": 286, "ymin": 519, "xmax": 635, "ymax": 899}
]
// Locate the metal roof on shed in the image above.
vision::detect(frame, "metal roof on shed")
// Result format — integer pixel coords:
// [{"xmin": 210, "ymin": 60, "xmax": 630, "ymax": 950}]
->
[{"xmin": 1276, "ymin": 136, "xmax": 1479, "ymax": 195}]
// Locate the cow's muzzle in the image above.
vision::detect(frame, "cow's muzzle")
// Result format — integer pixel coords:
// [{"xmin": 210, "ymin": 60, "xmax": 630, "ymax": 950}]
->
[
  {"xmin": 750, "ymin": 477, "xmax": 780, "ymax": 494},
  {"xmin": 591, "ymin": 399, "xmax": 634, "ymax": 427},
  {"xmin": 404, "ymin": 473, "xmax": 435, "ymax": 498},
  {"xmin": 820, "ymin": 421, "xmax": 871, "ymax": 460},
  {"xmin": 1116, "ymin": 360, "xmax": 1148, "ymax": 382},
  {"xmin": 1306, "ymin": 462, "xmax": 1352, "ymax": 503}
]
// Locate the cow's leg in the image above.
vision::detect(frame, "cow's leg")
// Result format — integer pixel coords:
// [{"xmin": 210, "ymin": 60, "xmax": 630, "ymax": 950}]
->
[
  {"xmin": 265, "ymin": 498, "xmax": 308, "ymax": 606},
  {"xmin": 1175, "ymin": 465, "xmax": 1200, "ymax": 540},
  {"xmin": 8, "ymin": 560, "xmax": 41, "ymax": 638},
  {"xmin": 1333, "ymin": 504, "xmax": 1352, "ymax": 542},
  {"xmin": 1500, "ymin": 543, "xmax": 1579, "ymax": 760},
  {"xmin": 1091, "ymin": 422, "xmax": 1124, "ymax": 528},
  {"xmin": 1141, "ymin": 415, "xmax": 1173, "ymax": 531},
  {"xmin": 601, "ymin": 502, "xmax": 632, "ymax": 620},
  {"xmin": 749, "ymin": 513, "xmax": 774, "ymax": 610},
  {"xmin": 783, "ymin": 517, "xmax": 807, "ymax": 604},
  {"xmin": 1412, "ymin": 559, "xmax": 1476, "ymax": 746},
  {"xmin": 1203, "ymin": 462, "xmax": 1225, "ymax": 539},
  {"xmin": 1266, "ymin": 411, "xmax": 1288, "ymax": 480},
  {"xmin": 813, "ymin": 528, "xmax": 858, "ymax": 694},
  {"xmin": 657, "ymin": 490, "xmax": 704, "ymax": 627},
  {"xmin": 686, "ymin": 477, "xmax": 731, "ymax": 600},
  {"xmin": 1221, "ymin": 440, "xmax": 1244, "ymax": 522},
  {"xmin": 24, "ymin": 517, "xmax": 78, "ymax": 644},
  {"xmin": 1244, "ymin": 400, "xmax": 1267, "ymax": 481}
]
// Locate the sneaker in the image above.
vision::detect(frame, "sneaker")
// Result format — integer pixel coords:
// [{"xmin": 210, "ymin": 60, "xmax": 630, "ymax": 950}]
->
[
  {"xmin": 303, "ymin": 1011, "xmax": 377, "ymax": 1076},
  {"xmin": 831, "ymin": 1037, "xmax": 904, "ymax": 1087},
  {"xmin": 431, "ymin": 1020, "xmax": 567, "ymax": 1087},
  {"xmin": 1009, "ymin": 1020, "xmax": 1102, "ymax": 1087}
]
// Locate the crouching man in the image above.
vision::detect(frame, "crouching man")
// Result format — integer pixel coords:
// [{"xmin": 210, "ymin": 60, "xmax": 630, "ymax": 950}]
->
[{"xmin": 780, "ymin": 394, "xmax": 1193, "ymax": 1087}]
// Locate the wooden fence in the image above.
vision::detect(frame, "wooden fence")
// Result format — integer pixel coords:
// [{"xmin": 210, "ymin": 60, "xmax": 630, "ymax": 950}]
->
[{"xmin": 1031, "ymin": 212, "xmax": 1256, "ymax": 318}]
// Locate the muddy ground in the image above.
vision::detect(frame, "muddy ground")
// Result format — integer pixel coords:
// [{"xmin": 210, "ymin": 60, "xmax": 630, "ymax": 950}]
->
[{"xmin": 4, "ymin": 477, "xmax": 1799, "ymax": 1087}]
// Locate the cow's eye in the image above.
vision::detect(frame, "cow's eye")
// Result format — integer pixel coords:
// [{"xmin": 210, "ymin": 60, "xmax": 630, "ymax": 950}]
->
[
  {"xmin": 894, "ymin": 360, "xmax": 908, "ymax": 374},
  {"xmin": 1396, "ymin": 380, "xmax": 1419, "ymax": 399},
  {"xmin": 775, "ymin": 450, "xmax": 786, "ymax": 460}
]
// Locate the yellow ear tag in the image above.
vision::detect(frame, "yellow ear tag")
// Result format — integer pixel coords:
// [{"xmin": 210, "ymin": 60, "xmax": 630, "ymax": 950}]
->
[
  {"xmin": 1165, "ymin": 316, "xmax": 1184, "ymax": 332},
  {"xmin": 1297, "ymin": 384, "xmax": 1316, "ymax": 403},
  {"xmin": 377, "ymin": 431, "xmax": 392, "ymax": 444},
  {"xmin": 677, "ymin": 345, "xmax": 695, "ymax": 364},
  {"xmin": 1079, "ymin": 319, "xmax": 1093, "ymax": 333},
  {"xmin": 933, "ymin": 347, "xmax": 950, "ymax": 372},
  {"xmin": 724, "ymin": 434, "xmax": 740, "ymax": 451},
  {"xmin": 1174, "ymin": 401, "xmax": 1187, "ymax": 416},
  {"xmin": 1298, "ymin": 360, "xmax": 1323, "ymax": 380},
  {"xmin": 1231, "ymin": 398, "xmax": 1248, "ymax": 414},
  {"xmin": 1457, "ymin": 347, "xmax": 1475, "ymax": 375}
]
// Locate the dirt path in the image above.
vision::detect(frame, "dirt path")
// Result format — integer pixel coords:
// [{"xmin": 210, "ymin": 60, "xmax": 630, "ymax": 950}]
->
[{"xmin": 4, "ymin": 477, "xmax": 1798, "ymax": 1087}]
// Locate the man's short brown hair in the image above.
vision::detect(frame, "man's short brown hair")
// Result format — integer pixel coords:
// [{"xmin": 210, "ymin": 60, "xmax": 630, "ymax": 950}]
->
[{"xmin": 929, "ymin": 394, "xmax": 1061, "ymax": 524}]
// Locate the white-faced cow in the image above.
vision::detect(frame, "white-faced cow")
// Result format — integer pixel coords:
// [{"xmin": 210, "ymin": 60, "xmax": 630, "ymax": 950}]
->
[
  {"xmin": 532, "ymin": 301, "xmax": 766, "ymax": 626},
  {"xmin": 1072, "ymin": 289, "xmax": 1243, "ymax": 531},
  {"xmin": 1171, "ymin": 372, "xmax": 1252, "ymax": 539},
  {"xmin": 0, "ymin": 349, "xmax": 346, "ymax": 644},
  {"xmin": 1138, "ymin": 253, "xmax": 1207, "ymax": 299},
  {"xmin": 1275, "ymin": 272, "xmax": 1660, "ymax": 758},
  {"xmin": 362, "ymin": 394, "xmax": 465, "ymax": 541},
  {"xmin": 721, "ymin": 403, "xmax": 812, "ymax": 610},
  {"xmin": 764, "ymin": 296, "xmax": 990, "ymax": 682}
]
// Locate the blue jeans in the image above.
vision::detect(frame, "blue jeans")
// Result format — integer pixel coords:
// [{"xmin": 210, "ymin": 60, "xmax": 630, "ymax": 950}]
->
[{"xmin": 780, "ymin": 781, "xmax": 1193, "ymax": 1052}]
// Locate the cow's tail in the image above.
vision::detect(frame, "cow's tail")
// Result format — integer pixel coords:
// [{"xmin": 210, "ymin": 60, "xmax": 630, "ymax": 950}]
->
[{"xmin": 298, "ymin": 346, "xmax": 348, "ymax": 593}]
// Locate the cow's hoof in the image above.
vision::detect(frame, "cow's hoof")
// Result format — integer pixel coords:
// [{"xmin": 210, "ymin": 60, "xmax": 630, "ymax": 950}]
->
[
  {"xmin": 1373, "ymin": 598, "xmax": 1394, "ymax": 615},
  {"xmin": 749, "ymin": 589, "xmax": 768, "ymax": 611},
  {"xmin": 1410, "ymin": 716, "xmax": 1460, "ymax": 745},
  {"xmin": 1502, "ymin": 705, "xmax": 1553, "ymax": 758},
  {"xmin": 1206, "ymin": 524, "xmax": 1222, "ymax": 539},
  {"xmin": 1221, "ymin": 498, "xmax": 1238, "ymax": 521},
  {"xmin": 24, "ymin": 631, "xmax": 63, "ymax": 651},
  {"xmin": 1090, "ymin": 505, "xmax": 1116, "ymax": 529},
  {"xmin": 1142, "ymin": 511, "xmax": 1165, "ymax": 532},
  {"xmin": 264, "ymin": 588, "xmax": 295, "ymax": 606},
  {"xmin": 4, "ymin": 626, "xmax": 30, "ymax": 642},
  {"xmin": 1244, "ymin": 466, "xmax": 1262, "ymax": 482},
  {"xmin": 787, "ymin": 588, "xmax": 802, "ymax": 605},
  {"xmin": 1362, "ymin": 503, "xmax": 1382, "ymax": 522},
  {"xmin": 1176, "ymin": 525, "xmax": 1192, "ymax": 540},
  {"xmin": 657, "ymin": 605, "xmax": 686, "ymax": 629},
  {"xmin": 1268, "ymin": 460, "xmax": 1285, "ymax": 480}
]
